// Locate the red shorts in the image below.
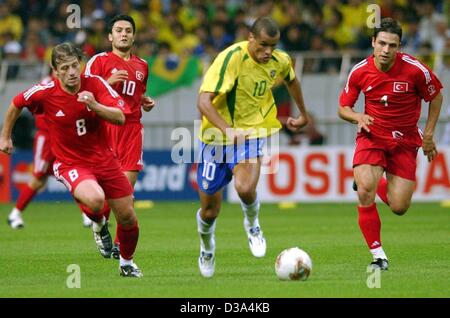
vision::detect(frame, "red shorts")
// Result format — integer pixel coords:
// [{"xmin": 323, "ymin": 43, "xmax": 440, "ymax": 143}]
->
[
  {"xmin": 107, "ymin": 122, "xmax": 144, "ymax": 172},
  {"xmin": 52, "ymin": 157, "xmax": 133, "ymax": 199},
  {"xmin": 353, "ymin": 129, "xmax": 423, "ymax": 181},
  {"xmin": 32, "ymin": 130, "xmax": 55, "ymax": 178}
]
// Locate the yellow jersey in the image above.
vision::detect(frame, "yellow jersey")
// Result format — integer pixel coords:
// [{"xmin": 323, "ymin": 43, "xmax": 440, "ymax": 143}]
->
[{"xmin": 199, "ymin": 41, "xmax": 295, "ymax": 144}]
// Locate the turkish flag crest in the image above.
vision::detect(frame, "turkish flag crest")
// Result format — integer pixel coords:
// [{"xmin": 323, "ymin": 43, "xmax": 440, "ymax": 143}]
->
[{"xmin": 393, "ymin": 82, "xmax": 408, "ymax": 92}]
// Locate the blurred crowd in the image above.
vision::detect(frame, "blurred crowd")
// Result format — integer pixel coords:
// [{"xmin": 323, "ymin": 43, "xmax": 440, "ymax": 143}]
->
[{"xmin": 0, "ymin": 0, "xmax": 449, "ymax": 74}]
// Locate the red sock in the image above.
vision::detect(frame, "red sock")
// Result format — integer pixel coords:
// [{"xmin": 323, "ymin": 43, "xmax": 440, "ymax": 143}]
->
[
  {"xmin": 358, "ymin": 203, "xmax": 382, "ymax": 250},
  {"xmin": 377, "ymin": 177, "xmax": 389, "ymax": 205},
  {"xmin": 16, "ymin": 185, "xmax": 38, "ymax": 212},
  {"xmin": 77, "ymin": 202, "xmax": 106, "ymax": 223},
  {"xmin": 117, "ymin": 222, "xmax": 139, "ymax": 260}
]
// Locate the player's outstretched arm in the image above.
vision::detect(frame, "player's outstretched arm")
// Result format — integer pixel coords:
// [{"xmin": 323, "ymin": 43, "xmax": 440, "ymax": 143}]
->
[
  {"xmin": 0, "ymin": 103, "xmax": 22, "ymax": 155},
  {"xmin": 338, "ymin": 105, "xmax": 374, "ymax": 133},
  {"xmin": 77, "ymin": 91, "xmax": 125, "ymax": 125},
  {"xmin": 285, "ymin": 77, "xmax": 309, "ymax": 132},
  {"xmin": 422, "ymin": 92, "xmax": 443, "ymax": 162}
]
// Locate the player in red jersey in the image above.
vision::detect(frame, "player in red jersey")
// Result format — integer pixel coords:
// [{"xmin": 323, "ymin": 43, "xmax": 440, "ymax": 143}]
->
[
  {"xmin": 0, "ymin": 43, "xmax": 143, "ymax": 277},
  {"xmin": 6, "ymin": 74, "xmax": 94, "ymax": 229},
  {"xmin": 84, "ymin": 15, "xmax": 155, "ymax": 258},
  {"xmin": 339, "ymin": 18, "xmax": 443, "ymax": 270}
]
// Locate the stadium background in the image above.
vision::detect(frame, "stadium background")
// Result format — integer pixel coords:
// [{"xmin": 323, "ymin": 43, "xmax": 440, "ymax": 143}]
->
[
  {"xmin": 0, "ymin": 0, "xmax": 448, "ymax": 299},
  {"xmin": 0, "ymin": 0, "xmax": 448, "ymax": 203}
]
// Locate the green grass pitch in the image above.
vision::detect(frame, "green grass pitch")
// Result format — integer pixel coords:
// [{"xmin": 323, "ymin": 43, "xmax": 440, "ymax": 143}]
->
[{"xmin": 0, "ymin": 201, "xmax": 448, "ymax": 298}]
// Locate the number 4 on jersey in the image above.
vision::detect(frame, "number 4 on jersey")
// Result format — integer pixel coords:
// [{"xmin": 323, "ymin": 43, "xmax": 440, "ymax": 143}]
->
[{"xmin": 380, "ymin": 95, "xmax": 388, "ymax": 107}]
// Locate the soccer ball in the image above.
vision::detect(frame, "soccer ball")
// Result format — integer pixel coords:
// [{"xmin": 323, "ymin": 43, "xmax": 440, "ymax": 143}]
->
[{"xmin": 275, "ymin": 247, "xmax": 312, "ymax": 281}]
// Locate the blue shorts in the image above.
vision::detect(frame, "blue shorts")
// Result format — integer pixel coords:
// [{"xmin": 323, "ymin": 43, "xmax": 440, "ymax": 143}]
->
[{"xmin": 197, "ymin": 138, "xmax": 265, "ymax": 194}]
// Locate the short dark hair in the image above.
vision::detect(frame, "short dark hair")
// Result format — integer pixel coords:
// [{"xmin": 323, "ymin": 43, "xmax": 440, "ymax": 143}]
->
[
  {"xmin": 51, "ymin": 42, "xmax": 83, "ymax": 69},
  {"xmin": 250, "ymin": 16, "xmax": 279, "ymax": 38},
  {"xmin": 374, "ymin": 17, "xmax": 402, "ymax": 41},
  {"xmin": 107, "ymin": 14, "xmax": 136, "ymax": 34}
]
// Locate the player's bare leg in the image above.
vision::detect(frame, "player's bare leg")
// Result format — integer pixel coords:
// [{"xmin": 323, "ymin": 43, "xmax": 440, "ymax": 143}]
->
[
  {"xmin": 74, "ymin": 180, "xmax": 113, "ymax": 258},
  {"xmin": 8, "ymin": 175, "xmax": 48, "ymax": 229},
  {"xmin": 197, "ymin": 190, "xmax": 222, "ymax": 278},
  {"xmin": 354, "ymin": 164, "xmax": 389, "ymax": 270},
  {"xmin": 124, "ymin": 170, "xmax": 139, "ymax": 187},
  {"xmin": 386, "ymin": 173, "xmax": 415, "ymax": 215},
  {"xmin": 108, "ymin": 195, "xmax": 142, "ymax": 277},
  {"xmin": 233, "ymin": 159, "xmax": 266, "ymax": 257}
]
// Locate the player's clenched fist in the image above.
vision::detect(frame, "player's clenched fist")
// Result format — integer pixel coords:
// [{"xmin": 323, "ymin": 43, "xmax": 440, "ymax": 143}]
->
[
  {"xmin": 0, "ymin": 136, "xmax": 13, "ymax": 155},
  {"xmin": 142, "ymin": 95, "xmax": 155, "ymax": 112},
  {"xmin": 77, "ymin": 91, "xmax": 97, "ymax": 109}
]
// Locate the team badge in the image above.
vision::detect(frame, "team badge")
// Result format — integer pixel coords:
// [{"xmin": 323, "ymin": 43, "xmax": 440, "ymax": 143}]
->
[
  {"xmin": 427, "ymin": 85, "xmax": 436, "ymax": 95},
  {"xmin": 393, "ymin": 82, "xmax": 408, "ymax": 93},
  {"xmin": 136, "ymin": 71, "xmax": 144, "ymax": 81},
  {"xmin": 202, "ymin": 180, "xmax": 209, "ymax": 190},
  {"xmin": 270, "ymin": 70, "xmax": 276, "ymax": 78}
]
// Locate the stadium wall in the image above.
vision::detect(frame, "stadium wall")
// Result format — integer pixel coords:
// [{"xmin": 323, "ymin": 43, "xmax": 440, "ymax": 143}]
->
[{"xmin": 1, "ymin": 147, "xmax": 449, "ymax": 203}]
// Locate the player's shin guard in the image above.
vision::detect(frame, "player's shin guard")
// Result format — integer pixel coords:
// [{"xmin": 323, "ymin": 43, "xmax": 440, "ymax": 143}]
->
[
  {"xmin": 16, "ymin": 185, "xmax": 38, "ymax": 212},
  {"xmin": 377, "ymin": 177, "xmax": 389, "ymax": 205},
  {"xmin": 197, "ymin": 209, "xmax": 216, "ymax": 253},
  {"xmin": 117, "ymin": 222, "xmax": 139, "ymax": 260},
  {"xmin": 358, "ymin": 203, "xmax": 382, "ymax": 251}
]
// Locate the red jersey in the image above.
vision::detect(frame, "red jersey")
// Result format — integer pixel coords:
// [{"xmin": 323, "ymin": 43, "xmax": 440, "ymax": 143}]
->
[
  {"xmin": 34, "ymin": 76, "xmax": 54, "ymax": 132},
  {"xmin": 84, "ymin": 52, "xmax": 148, "ymax": 123},
  {"xmin": 339, "ymin": 52, "xmax": 442, "ymax": 134},
  {"xmin": 13, "ymin": 76, "xmax": 129, "ymax": 165}
]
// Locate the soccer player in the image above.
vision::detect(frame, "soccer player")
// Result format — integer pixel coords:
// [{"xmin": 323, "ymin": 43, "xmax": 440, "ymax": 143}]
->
[
  {"xmin": 6, "ymin": 73, "xmax": 94, "ymax": 229},
  {"xmin": 196, "ymin": 17, "xmax": 309, "ymax": 278},
  {"xmin": 84, "ymin": 14, "xmax": 155, "ymax": 259},
  {"xmin": 338, "ymin": 18, "xmax": 443, "ymax": 270},
  {"xmin": 0, "ymin": 43, "xmax": 143, "ymax": 277}
]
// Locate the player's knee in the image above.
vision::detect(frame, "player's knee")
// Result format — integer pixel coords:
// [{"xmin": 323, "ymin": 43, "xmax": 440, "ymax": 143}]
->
[
  {"xmin": 357, "ymin": 187, "xmax": 376, "ymax": 205},
  {"xmin": 85, "ymin": 196, "xmax": 105, "ymax": 213},
  {"xmin": 234, "ymin": 180, "xmax": 255, "ymax": 199},
  {"xmin": 201, "ymin": 206, "xmax": 220, "ymax": 220},
  {"xmin": 390, "ymin": 203, "xmax": 409, "ymax": 216},
  {"xmin": 115, "ymin": 200, "xmax": 137, "ymax": 225}
]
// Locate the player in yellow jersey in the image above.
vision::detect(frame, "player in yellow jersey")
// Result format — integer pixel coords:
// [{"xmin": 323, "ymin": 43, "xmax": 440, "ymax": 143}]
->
[{"xmin": 195, "ymin": 17, "xmax": 310, "ymax": 278}]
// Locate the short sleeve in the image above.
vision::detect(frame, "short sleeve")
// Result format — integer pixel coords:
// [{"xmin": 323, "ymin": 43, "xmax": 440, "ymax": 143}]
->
[
  {"xmin": 13, "ymin": 84, "xmax": 46, "ymax": 114},
  {"xmin": 414, "ymin": 63, "xmax": 443, "ymax": 102},
  {"xmin": 339, "ymin": 68, "xmax": 362, "ymax": 108},
  {"xmin": 280, "ymin": 52, "xmax": 295, "ymax": 83},
  {"xmin": 200, "ymin": 46, "xmax": 241, "ymax": 95}
]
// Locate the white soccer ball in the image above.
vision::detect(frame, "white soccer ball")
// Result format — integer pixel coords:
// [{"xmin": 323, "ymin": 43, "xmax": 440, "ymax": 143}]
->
[{"xmin": 275, "ymin": 247, "xmax": 312, "ymax": 281}]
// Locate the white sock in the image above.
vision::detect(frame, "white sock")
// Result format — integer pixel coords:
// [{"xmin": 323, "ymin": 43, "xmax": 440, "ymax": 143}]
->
[
  {"xmin": 370, "ymin": 246, "xmax": 388, "ymax": 260},
  {"xmin": 241, "ymin": 197, "xmax": 260, "ymax": 228},
  {"xmin": 9, "ymin": 208, "xmax": 22, "ymax": 219},
  {"xmin": 197, "ymin": 209, "xmax": 216, "ymax": 254},
  {"xmin": 120, "ymin": 256, "xmax": 133, "ymax": 267},
  {"xmin": 92, "ymin": 216, "xmax": 106, "ymax": 233}
]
